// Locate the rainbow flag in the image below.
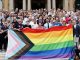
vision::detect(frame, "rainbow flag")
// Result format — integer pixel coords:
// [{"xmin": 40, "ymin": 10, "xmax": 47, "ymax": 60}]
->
[
  {"xmin": 5, "ymin": 25, "xmax": 74, "ymax": 60},
  {"xmin": 21, "ymin": 25, "xmax": 74, "ymax": 59}
]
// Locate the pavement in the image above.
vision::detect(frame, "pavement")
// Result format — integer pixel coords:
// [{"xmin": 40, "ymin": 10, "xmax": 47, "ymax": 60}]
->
[{"xmin": 0, "ymin": 52, "xmax": 5, "ymax": 60}]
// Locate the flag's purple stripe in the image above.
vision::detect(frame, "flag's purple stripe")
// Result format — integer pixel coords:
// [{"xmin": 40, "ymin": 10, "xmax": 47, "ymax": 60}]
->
[{"xmin": 19, "ymin": 47, "xmax": 74, "ymax": 59}]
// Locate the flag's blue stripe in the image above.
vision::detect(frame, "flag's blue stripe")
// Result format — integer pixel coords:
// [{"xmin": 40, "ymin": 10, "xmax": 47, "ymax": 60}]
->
[{"xmin": 24, "ymin": 47, "xmax": 74, "ymax": 57}]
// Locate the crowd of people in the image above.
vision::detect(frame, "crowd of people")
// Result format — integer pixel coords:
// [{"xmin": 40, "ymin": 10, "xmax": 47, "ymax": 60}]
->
[{"xmin": 0, "ymin": 8, "xmax": 80, "ymax": 59}]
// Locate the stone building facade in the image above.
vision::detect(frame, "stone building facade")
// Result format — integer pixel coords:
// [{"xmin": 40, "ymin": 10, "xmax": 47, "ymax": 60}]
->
[{"xmin": 1, "ymin": 0, "xmax": 77, "ymax": 11}]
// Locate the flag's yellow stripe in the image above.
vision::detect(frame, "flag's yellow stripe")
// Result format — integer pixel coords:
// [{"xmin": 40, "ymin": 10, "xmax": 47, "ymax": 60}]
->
[{"xmin": 26, "ymin": 35, "xmax": 73, "ymax": 45}]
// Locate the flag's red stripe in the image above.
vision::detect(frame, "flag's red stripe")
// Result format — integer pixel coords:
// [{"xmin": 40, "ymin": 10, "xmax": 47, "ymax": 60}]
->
[{"xmin": 22, "ymin": 25, "xmax": 72, "ymax": 33}]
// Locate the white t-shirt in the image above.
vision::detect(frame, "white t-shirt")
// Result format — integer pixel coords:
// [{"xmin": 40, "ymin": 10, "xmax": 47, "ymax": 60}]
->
[
  {"xmin": 44, "ymin": 23, "xmax": 53, "ymax": 29},
  {"xmin": 29, "ymin": 21, "xmax": 34, "ymax": 27},
  {"xmin": 32, "ymin": 24, "xmax": 38, "ymax": 29},
  {"xmin": 22, "ymin": 18, "xmax": 29, "ymax": 25}
]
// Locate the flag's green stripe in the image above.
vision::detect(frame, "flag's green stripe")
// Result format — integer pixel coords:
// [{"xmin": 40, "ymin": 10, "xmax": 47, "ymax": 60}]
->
[{"xmin": 30, "ymin": 41, "xmax": 74, "ymax": 51}]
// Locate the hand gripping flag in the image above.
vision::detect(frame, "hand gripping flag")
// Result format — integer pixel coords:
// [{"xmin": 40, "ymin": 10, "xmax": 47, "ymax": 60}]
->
[{"xmin": 5, "ymin": 25, "xmax": 74, "ymax": 60}]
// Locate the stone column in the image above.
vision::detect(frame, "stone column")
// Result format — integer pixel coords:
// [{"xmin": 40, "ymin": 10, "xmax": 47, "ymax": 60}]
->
[
  {"xmin": 69, "ymin": 0, "xmax": 75, "ymax": 11},
  {"xmin": 47, "ymin": 0, "xmax": 51, "ymax": 11},
  {"xmin": 0, "ymin": 0, "xmax": 2, "ymax": 9},
  {"xmin": 3, "ymin": 0, "xmax": 9, "ymax": 10},
  {"xmin": 27, "ymin": 0, "xmax": 31, "ymax": 10},
  {"xmin": 9, "ymin": 0, "xmax": 14, "ymax": 10},
  {"xmin": 52, "ymin": 0, "xmax": 56, "ymax": 9},
  {"xmin": 23, "ymin": 0, "xmax": 26, "ymax": 10},
  {"xmin": 63, "ymin": 0, "xmax": 69, "ymax": 11}
]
